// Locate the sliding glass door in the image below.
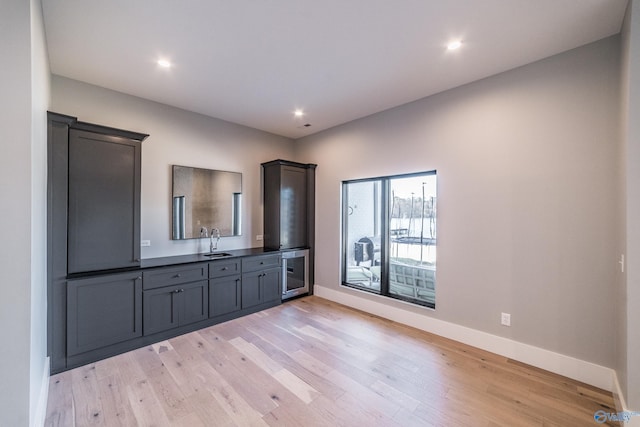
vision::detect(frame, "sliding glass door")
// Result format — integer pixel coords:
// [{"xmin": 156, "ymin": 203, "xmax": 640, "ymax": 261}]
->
[
  {"xmin": 342, "ymin": 171, "xmax": 436, "ymax": 308},
  {"xmin": 388, "ymin": 175, "xmax": 436, "ymax": 305},
  {"xmin": 342, "ymin": 180, "xmax": 383, "ymax": 291}
]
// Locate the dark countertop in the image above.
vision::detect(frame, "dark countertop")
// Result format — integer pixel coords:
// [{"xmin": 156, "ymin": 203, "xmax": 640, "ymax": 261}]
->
[
  {"xmin": 67, "ymin": 247, "xmax": 283, "ymax": 279},
  {"xmin": 140, "ymin": 247, "xmax": 281, "ymax": 269}
]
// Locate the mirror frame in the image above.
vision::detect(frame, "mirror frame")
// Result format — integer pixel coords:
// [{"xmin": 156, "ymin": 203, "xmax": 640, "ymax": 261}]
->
[{"xmin": 171, "ymin": 165, "xmax": 242, "ymax": 240}]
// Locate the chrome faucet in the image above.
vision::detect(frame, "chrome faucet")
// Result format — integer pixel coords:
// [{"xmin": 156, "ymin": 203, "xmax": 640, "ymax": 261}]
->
[{"xmin": 210, "ymin": 227, "xmax": 220, "ymax": 253}]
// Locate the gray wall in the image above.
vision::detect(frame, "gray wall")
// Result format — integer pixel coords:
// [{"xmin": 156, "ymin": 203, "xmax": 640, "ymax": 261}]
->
[
  {"xmin": 0, "ymin": 2, "xmax": 32, "ymax": 425},
  {"xmin": 29, "ymin": 0, "xmax": 50, "ymax": 423},
  {"xmin": 618, "ymin": 0, "xmax": 631, "ymax": 407},
  {"xmin": 0, "ymin": 0, "xmax": 50, "ymax": 426},
  {"xmin": 622, "ymin": 0, "xmax": 640, "ymax": 412},
  {"xmin": 296, "ymin": 36, "xmax": 622, "ymax": 368},
  {"xmin": 51, "ymin": 76, "xmax": 296, "ymax": 258}
]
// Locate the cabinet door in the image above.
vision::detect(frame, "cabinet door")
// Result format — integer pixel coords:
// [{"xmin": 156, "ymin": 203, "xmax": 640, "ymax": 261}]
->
[
  {"xmin": 210, "ymin": 275, "xmax": 241, "ymax": 317},
  {"xmin": 179, "ymin": 280, "xmax": 209, "ymax": 326},
  {"xmin": 67, "ymin": 129, "xmax": 141, "ymax": 274},
  {"xmin": 280, "ymin": 166, "xmax": 307, "ymax": 249},
  {"xmin": 261, "ymin": 268, "xmax": 282, "ymax": 303},
  {"xmin": 242, "ymin": 268, "xmax": 282, "ymax": 309},
  {"xmin": 144, "ymin": 280, "xmax": 208, "ymax": 336},
  {"xmin": 241, "ymin": 271, "xmax": 262, "ymax": 309},
  {"xmin": 67, "ymin": 272, "xmax": 142, "ymax": 356},
  {"xmin": 143, "ymin": 285, "xmax": 180, "ymax": 336}
]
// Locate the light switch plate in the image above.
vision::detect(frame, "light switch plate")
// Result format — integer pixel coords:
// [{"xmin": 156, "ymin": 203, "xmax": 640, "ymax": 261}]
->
[{"xmin": 141, "ymin": 240, "xmax": 151, "ymax": 247}]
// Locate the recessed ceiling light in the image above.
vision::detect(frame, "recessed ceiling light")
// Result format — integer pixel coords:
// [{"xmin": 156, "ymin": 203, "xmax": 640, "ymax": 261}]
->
[
  {"xmin": 157, "ymin": 59, "xmax": 172, "ymax": 68},
  {"xmin": 294, "ymin": 109, "xmax": 304, "ymax": 118},
  {"xmin": 447, "ymin": 40, "xmax": 463, "ymax": 51}
]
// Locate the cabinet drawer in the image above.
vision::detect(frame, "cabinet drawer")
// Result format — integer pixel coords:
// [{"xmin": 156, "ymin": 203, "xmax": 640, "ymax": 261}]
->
[
  {"xmin": 209, "ymin": 259, "xmax": 241, "ymax": 278},
  {"xmin": 242, "ymin": 254, "xmax": 281, "ymax": 272},
  {"xmin": 143, "ymin": 263, "xmax": 207, "ymax": 290}
]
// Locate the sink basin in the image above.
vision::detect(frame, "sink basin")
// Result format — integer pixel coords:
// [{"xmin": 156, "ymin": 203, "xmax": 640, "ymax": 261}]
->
[{"xmin": 203, "ymin": 252, "xmax": 233, "ymax": 258}]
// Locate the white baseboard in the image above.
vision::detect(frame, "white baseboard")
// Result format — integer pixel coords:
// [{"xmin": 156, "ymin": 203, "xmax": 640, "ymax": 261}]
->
[
  {"xmin": 613, "ymin": 370, "xmax": 627, "ymax": 413},
  {"xmin": 314, "ymin": 285, "xmax": 614, "ymax": 391},
  {"xmin": 611, "ymin": 372, "xmax": 640, "ymax": 427},
  {"xmin": 32, "ymin": 357, "xmax": 49, "ymax": 427}
]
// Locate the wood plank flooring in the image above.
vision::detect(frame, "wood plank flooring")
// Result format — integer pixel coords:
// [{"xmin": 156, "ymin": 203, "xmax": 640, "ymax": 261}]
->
[{"xmin": 45, "ymin": 296, "xmax": 619, "ymax": 426}]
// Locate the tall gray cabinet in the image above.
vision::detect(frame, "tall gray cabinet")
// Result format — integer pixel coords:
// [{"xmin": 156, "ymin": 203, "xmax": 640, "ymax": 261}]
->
[
  {"xmin": 262, "ymin": 160, "xmax": 316, "ymax": 250},
  {"xmin": 262, "ymin": 160, "xmax": 316, "ymax": 287},
  {"xmin": 47, "ymin": 112, "xmax": 148, "ymax": 373}
]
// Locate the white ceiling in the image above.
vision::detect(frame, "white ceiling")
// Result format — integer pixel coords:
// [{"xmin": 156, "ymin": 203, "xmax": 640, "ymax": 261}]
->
[{"xmin": 42, "ymin": 0, "xmax": 628, "ymax": 139}]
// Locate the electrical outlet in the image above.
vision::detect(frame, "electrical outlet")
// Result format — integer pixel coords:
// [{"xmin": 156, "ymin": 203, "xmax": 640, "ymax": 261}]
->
[
  {"xmin": 256, "ymin": 235, "xmax": 263, "ymax": 241},
  {"xmin": 501, "ymin": 312, "xmax": 511, "ymax": 327},
  {"xmin": 141, "ymin": 240, "xmax": 151, "ymax": 247}
]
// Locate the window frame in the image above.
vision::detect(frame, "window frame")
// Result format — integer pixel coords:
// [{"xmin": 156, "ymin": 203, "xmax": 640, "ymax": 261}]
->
[{"xmin": 341, "ymin": 170, "xmax": 437, "ymax": 309}]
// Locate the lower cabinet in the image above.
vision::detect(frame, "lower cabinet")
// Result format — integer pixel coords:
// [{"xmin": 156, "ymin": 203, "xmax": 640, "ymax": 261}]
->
[
  {"xmin": 209, "ymin": 259, "xmax": 242, "ymax": 318},
  {"xmin": 263, "ymin": 268, "xmax": 282, "ymax": 303},
  {"xmin": 143, "ymin": 280, "xmax": 208, "ymax": 335},
  {"xmin": 61, "ymin": 253, "xmax": 285, "ymax": 372},
  {"xmin": 241, "ymin": 268, "xmax": 281, "ymax": 309},
  {"xmin": 209, "ymin": 274, "xmax": 242, "ymax": 317},
  {"xmin": 67, "ymin": 272, "xmax": 142, "ymax": 356}
]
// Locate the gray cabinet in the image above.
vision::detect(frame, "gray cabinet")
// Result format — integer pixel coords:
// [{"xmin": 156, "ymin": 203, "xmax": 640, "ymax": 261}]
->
[
  {"xmin": 241, "ymin": 254, "xmax": 282, "ymax": 309},
  {"xmin": 143, "ymin": 281, "xmax": 208, "ymax": 335},
  {"xmin": 209, "ymin": 259, "xmax": 242, "ymax": 317},
  {"xmin": 262, "ymin": 159, "xmax": 316, "ymax": 291},
  {"xmin": 210, "ymin": 275, "xmax": 242, "ymax": 317},
  {"xmin": 242, "ymin": 270, "xmax": 281, "ymax": 308},
  {"xmin": 262, "ymin": 160, "xmax": 316, "ymax": 251},
  {"xmin": 67, "ymin": 272, "xmax": 142, "ymax": 356},
  {"xmin": 55, "ymin": 242, "xmax": 284, "ymax": 372},
  {"xmin": 143, "ymin": 265, "xmax": 209, "ymax": 335},
  {"xmin": 48, "ymin": 112, "xmax": 148, "ymax": 373},
  {"xmin": 67, "ymin": 129, "xmax": 142, "ymax": 274},
  {"xmin": 143, "ymin": 263, "xmax": 207, "ymax": 289}
]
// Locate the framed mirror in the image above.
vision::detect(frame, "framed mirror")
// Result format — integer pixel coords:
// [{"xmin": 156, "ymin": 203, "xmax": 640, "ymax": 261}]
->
[{"xmin": 172, "ymin": 165, "xmax": 242, "ymax": 239}]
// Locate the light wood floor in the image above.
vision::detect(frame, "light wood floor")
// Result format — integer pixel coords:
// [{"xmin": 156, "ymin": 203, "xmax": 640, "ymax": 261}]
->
[{"xmin": 45, "ymin": 296, "xmax": 619, "ymax": 426}]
